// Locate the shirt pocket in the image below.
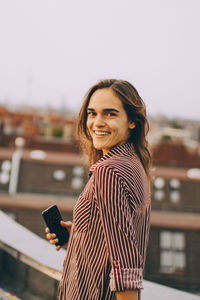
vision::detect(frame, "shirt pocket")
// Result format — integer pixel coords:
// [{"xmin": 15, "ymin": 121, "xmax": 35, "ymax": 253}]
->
[
  {"xmin": 73, "ymin": 195, "xmax": 92, "ymax": 232},
  {"xmin": 73, "ymin": 178, "xmax": 94, "ymax": 232}
]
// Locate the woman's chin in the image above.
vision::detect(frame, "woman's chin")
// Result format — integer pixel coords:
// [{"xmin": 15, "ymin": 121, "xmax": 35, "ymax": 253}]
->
[
  {"xmin": 93, "ymin": 142, "xmax": 105, "ymax": 151},
  {"xmin": 93, "ymin": 144, "xmax": 103, "ymax": 151}
]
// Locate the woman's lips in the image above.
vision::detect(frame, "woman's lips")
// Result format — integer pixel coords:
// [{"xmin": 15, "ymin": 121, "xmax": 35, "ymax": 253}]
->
[{"xmin": 93, "ymin": 130, "xmax": 110, "ymax": 136}]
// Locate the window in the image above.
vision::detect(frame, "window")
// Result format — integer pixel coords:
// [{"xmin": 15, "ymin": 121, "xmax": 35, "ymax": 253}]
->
[
  {"xmin": 170, "ymin": 191, "xmax": 180, "ymax": 203},
  {"xmin": 153, "ymin": 177, "xmax": 182, "ymax": 204},
  {"xmin": 160, "ymin": 231, "xmax": 186, "ymax": 274},
  {"xmin": 53, "ymin": 169, "xmax": 66, "ymax": 181},
  {"xmin": 71, "ymin": 166, "xmax": 85, "ymax": 190},
  {"xmin": 169, "ymin": 179, "xmax": 181, "ymax": 189},
  {"xmin": 169, "ymin": 178, "xmax": 181, "ymax": 203},
  {"xmin": 154, "ymin": 177, "xmax": 165, "ymax": 189},
  {"xmin": 0, "ymin": 160, "xmax": 11, "ymax": 184},
  {"xmin": 153, "ymin": 177, "xmax": 165, "ymax": 202},
  {"xmin": 30, "ymin": 150, "xmax": 46, "ymax": 160}
]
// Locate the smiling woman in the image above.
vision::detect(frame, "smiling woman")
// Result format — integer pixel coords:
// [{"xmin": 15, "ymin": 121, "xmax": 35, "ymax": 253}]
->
[{"xmin": 45, "ymin": 79, "xmax": 152, "ymax": 300}]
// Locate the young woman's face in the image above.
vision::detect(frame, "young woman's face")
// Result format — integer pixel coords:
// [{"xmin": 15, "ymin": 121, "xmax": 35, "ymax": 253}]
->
[{"xmin": 86, "ymin": 88, "xmax": 135, "ymax": 155}]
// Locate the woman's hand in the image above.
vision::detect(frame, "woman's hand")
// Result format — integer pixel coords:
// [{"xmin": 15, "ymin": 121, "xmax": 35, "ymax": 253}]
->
[{"xmin": 45, "ymin": 221, "xmax": 72, "ymax": 251}]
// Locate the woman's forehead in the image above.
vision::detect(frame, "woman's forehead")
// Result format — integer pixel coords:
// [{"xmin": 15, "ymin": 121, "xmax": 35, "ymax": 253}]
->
[{"xmin": 88, "ymin": 88, "xmax": 124, "ymax": 111}]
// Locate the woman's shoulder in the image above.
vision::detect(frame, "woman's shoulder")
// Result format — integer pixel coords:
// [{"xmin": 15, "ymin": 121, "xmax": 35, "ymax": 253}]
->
[{"xmin": 94, "ymin": 153, "xmax": 141, "ymax": 178}]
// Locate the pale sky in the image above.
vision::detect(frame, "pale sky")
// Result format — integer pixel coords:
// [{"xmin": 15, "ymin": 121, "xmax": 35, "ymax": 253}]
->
[{"xmin": 0, "ymin": 0, "xmax": 199, "ymax": 119}]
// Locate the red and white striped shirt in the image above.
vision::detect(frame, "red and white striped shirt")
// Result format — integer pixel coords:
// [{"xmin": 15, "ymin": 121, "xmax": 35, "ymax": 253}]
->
[{"xmin": 58, "ymin": 143, "xmax": 151, "ymax": 300}]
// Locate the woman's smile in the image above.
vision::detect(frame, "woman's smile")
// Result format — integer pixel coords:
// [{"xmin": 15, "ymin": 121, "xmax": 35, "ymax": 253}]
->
[{"xmin": 93, "ymin": 130, "xmax": 111, "ymax": 136}]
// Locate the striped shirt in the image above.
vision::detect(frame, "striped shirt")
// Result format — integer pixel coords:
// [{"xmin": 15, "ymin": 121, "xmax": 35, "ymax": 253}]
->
[{"xmin": 58, "ymin": 143, "xmax": 151, "ymax": 300}]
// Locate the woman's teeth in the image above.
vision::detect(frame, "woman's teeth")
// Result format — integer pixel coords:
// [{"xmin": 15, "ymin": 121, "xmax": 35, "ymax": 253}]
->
[{"xmin": 94, "ymin": 131, "xmax": 109, "ymax": 136}]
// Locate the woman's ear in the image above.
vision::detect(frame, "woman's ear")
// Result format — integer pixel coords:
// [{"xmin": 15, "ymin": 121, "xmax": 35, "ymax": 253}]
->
[{"xmin": 129, "ymin": 121, "xmax": 135, "ymax": 129}]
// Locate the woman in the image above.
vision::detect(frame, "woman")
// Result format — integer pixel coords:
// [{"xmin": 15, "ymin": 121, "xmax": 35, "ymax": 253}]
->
[{"xmin": 46, "ymin": 79, "xmax": 151, "ymax": 300}]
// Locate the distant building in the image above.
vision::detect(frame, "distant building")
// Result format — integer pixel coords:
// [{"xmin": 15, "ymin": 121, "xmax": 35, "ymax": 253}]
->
[
  {"xmin": 0, "ymin": 105, "xmax": 78, "ymax": 151},
  {"xmin": 145, "ymin": 140, "xmax": 200, "ymax": 292}
]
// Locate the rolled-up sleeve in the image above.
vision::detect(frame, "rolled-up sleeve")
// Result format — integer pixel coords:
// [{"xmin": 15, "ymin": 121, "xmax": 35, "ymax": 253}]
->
[{"xmin": 94, "ymin": 165, "xmax": 145, "ymax": 291}]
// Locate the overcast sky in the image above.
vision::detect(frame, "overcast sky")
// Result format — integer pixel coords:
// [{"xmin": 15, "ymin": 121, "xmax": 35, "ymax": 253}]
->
[{"xmin": 0, "ymin": 0, "xmax": 199, "ymax": 119}]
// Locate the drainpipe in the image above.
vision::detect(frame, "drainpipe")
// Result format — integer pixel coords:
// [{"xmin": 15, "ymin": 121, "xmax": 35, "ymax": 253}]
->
[{"xmin": 8, "ymin": 137, "xmax": 25, "ymax": 195}]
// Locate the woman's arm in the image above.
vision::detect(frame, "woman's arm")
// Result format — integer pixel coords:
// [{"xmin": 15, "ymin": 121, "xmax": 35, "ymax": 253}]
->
[{"xmin": 116, "ymin": 290, "xmax": 138, "ymax": 300}]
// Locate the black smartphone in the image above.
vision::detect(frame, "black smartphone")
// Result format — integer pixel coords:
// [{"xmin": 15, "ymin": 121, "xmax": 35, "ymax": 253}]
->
[{"xmin": 42, "ymin": 204, "xmax": 69, "ymax": 246}]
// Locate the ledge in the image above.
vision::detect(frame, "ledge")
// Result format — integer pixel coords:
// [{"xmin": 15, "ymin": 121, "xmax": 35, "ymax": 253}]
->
[
  {"xmin": 0, "ymin": 210, "xmax": 200, "ymax": 300},
  {"xmin": 0, "ymin": 193, "xmax": 76, "ymax": 212},
  {"xmin": 0, "ymin": 210, "xmax": 66, "ymax": 281},
  {"xmin": 151, "ymin": 210, "xmax": 200, "ymax": 230}
]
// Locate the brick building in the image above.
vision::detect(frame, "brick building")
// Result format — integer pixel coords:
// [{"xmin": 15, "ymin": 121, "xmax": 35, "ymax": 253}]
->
[{"xmin": 145, "ymin": 140, "xmax": 200, "ymax": 292}]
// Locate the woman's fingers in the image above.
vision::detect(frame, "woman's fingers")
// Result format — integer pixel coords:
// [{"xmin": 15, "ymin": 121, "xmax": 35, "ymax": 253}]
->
[
  {"xmin": 45, "ymin": 227, "xmax": 50, "ymax": 233},
  {"xmin": 46, "ymin": 233, "xmax": 60, "ymax": 246},
  {"xmin": 46, "ymin": 233, "xmax": 56, "ymax": 240},
  {"xmin": 60, "ymin": 221, "xmax": 72, "ymax": 233},
  {"xmin": 50, "ymin": 238, "xmax": 59, "ymax": 245}
]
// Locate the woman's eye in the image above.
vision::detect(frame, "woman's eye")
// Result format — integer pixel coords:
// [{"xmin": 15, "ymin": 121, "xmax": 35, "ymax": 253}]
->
[
  {"xmin": 87, "ymin": 111, "xmax": 96, "ymax": 116},
  {"xmin": 107, "ymin": 112, "xmax": 116, "ymax": 117}
]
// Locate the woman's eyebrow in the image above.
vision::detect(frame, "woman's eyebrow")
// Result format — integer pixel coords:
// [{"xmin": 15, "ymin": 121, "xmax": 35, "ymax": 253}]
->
[
  {"xmin": 103, "ymin": 108, "xmax": 120, "ymax": 113},
  {"xmin": 87, "ymin": 108, "xmax": 120, "ymax": 113}
]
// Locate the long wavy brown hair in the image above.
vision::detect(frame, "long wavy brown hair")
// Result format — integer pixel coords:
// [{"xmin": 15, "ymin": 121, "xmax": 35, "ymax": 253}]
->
[{"xmin": 78, "ymin": 79, "xmax": 152, "ymax": 178}]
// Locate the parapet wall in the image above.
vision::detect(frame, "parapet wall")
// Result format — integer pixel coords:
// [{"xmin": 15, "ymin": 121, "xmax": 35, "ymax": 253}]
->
[
  {"xmin": 0, "ymin": 210, "xmax": 66, "ymax": 299},
  {"xmin": 0, "ymin": 249, "xmax": 59, "ymax": 300}
]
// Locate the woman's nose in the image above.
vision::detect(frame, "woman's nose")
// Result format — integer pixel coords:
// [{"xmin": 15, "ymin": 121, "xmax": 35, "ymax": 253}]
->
[{"xmin": 94, "ymin": 114, "xmax": 105, "ymax": 127}]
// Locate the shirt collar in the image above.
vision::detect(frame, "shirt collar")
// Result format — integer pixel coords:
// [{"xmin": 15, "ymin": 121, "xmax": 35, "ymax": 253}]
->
[{"xmin": 89, "ymin": 142, "xmax": 135, "ymax": 176}]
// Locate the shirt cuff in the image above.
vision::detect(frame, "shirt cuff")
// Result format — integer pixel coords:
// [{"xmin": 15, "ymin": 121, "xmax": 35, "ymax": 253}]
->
[{"xmin": 110, "ymin": 263, "xmax": 144, "ymax": 291}]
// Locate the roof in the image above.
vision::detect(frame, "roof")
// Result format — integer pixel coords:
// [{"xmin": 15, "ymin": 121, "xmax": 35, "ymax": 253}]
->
[
  {"xmin": 0, "ymin": 147, "xmax": 87, "ymax": 165},
  {"xmin": 152, "ymin": 141, "xmax": 200, "ymax": 168}
]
